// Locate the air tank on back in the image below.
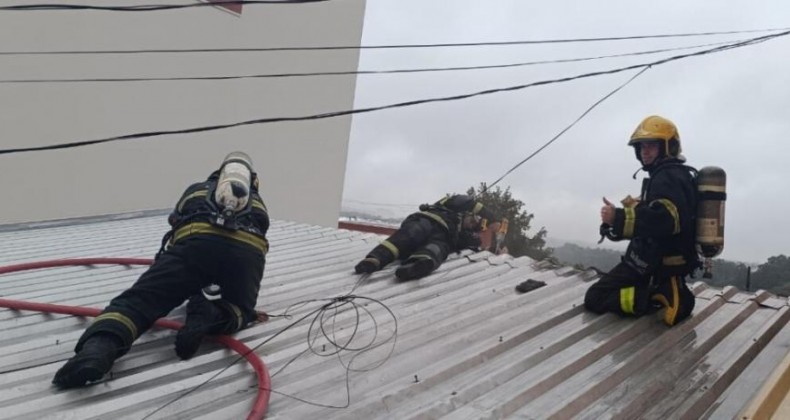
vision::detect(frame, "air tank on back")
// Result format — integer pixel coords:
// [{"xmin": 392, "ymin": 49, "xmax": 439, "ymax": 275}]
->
[{"xmin": 696, "ymin": 166, "xmax": 726, "ymax": 279}]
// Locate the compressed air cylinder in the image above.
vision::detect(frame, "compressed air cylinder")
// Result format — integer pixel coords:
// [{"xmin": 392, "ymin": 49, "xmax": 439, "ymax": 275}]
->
[
  {"xmin": 214, "ymin": 151, "xmax": 253, "ymax": 213},
  {"xmin": 696, "ymin": 166, "xmax": 727, "ymax": 259},
  {"xmin": 696, "ymin": 166, "xmax": 726, "ymax": 279}
]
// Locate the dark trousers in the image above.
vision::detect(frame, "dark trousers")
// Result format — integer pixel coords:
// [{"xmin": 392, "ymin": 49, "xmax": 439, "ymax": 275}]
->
[
  {"xmin": 76, "ymin": 235, "xmax": 265, "ymax": 355},
  {"xmin": 584, "ymin": 261, "xmax": 695, "ymax": 326},
  {"xmin": 366, "ymin": 214, "xmax": 452, "ymax": 273}
]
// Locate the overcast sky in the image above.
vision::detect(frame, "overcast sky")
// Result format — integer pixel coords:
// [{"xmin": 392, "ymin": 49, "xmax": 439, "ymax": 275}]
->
[{"xmin": 341, "ymin": 0, "xmax": 790, "ymax": 264}]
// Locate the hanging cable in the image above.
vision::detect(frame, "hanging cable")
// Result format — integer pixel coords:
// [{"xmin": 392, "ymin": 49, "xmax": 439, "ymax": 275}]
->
[
  {"xmin": 0, "ymin": 29, "xmax": 787, "ymax": 157},
  {"xmin": 0, "ymin": 28, "xmax": 786, "ymax": 55},
  {"xmin": 0, "ymin": 39, "xmax": 738, "ymax": 84},
  {"xmin": 0, "ymin": 1, "xmax": 329, "ymax": 12},
  {"xmin": 485, "ymin": 66, "xmax": 650, "ymax": 191}
]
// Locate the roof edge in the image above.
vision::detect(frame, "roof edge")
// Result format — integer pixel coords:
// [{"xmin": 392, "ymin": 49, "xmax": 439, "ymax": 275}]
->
[{"xmin": 0, "ymin": 208, "xmax": 170, "ymax": 233}]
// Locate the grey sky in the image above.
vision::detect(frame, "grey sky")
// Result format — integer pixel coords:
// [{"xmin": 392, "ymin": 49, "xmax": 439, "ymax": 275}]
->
[{"xmin": 341, "ymin": 0, "xmax": 790, "ymax": 264}]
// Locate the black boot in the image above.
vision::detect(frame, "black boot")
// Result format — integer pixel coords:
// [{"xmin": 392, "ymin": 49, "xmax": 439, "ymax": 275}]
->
[
  {"xmin": 395, "ymin": 259, "xmax": 434, "ymax": 281},
  {"xmin": 175, "ymin": 295, "xmax": 224, "ymax": 360},
  {"xmin": 354, "ymin": 257, "xmax": 381, "ymax": 274},
  {"xmin": 52, "ymin": 334, "xmax": 122, "ymax": 389}
]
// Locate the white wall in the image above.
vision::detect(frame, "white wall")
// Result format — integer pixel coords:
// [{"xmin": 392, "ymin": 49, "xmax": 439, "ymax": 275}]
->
[{"xmin": 0, "ymin": 0, "xmax": 366, "ymax": 227}]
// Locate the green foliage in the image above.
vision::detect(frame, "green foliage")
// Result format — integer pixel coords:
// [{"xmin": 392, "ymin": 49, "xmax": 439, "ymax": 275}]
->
[
  {"xmin": 751, "ymin": 255, "xmax": 790, "ymax": 295},
  {"xmin": 467, "ymin": 183, "xmax": 551, "ymax": 260},
  {"xmin": 705, "ymin": 259, "xmax": 750, "ymax": 289},
  {"xmin": 552, "ymin": 242, "xmax": 620, "ymax": 272}
]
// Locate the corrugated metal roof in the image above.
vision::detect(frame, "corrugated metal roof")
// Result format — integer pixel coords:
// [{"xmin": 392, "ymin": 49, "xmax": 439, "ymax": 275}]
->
[{"xmin": 1, "ymin": 213, "xmax": 790, "ymax": 419}]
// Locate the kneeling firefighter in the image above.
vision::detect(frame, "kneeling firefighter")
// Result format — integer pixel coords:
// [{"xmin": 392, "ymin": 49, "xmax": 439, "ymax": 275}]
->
[
  {"xmin": 53, "ymin": 151, "xmax": 270, "ymax": 388},
  {"xmin": 585, "ymin": 115, "xmax": 700, "ymax": 327},
  {"xmin": 354, "ymin": 194, "xmax": 503, "ymax": 281}
]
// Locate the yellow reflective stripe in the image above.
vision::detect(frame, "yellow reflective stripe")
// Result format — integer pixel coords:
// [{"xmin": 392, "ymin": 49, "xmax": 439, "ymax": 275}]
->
[
  {"xmin": 654, "ymin": 198, "xmax": 681, "ymax": 234},
  {"xmin": 252, "ymin": 199, "xmax": 267, "ymax": 212},
  {"xmin": 623, "ymin": 208, "xmax": 636, "ymax": 238},
  {"xmin": 620, "ymin": 287, "xmax": 636, "ymax": 315},
  {"xmin": 409, "ymin": 254, "xmax": 433, "ymax": 261},
  {"xmin": 94, "ymin": 312, "xmax": 138, "ymax": 339},
  {"xmin": 438, "ymin": 197, "xmax": 449, "ymax": 206},
  {"xmin": 663, "ymin": 255, "xmax": 686, "ymax": 266},
  {"xmin": 419, "ymin": 211, "xmax": 450, "ymax": 231},
  {"xmin": 173, "ymin": 222, "xmax": 269, "ymax": 254},
  {"xmin": 177, "ymin": 190, "xmax": 208, "ymax": 212},
  {"xmin": 480, "ymin": 218, "xmax": 488, "ymax": 232},
  {"xmin": 381, "ymin": 240, "xmax": 400, "ymax": 259},
  {"xmin": 472, "ymin": 202, "xmax": 484, "ymax": 215},
  {"xmin": 665, "ymin": 277, "xmax": 680, "ymax": 325}
]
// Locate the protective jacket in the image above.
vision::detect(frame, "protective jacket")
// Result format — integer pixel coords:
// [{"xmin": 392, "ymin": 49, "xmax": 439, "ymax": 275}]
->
[
  {"xmin": 355, "ymin": 194, "xmax": 497, "ymax": 280},
  {"xmin": 418, "ymin": 194, "xmax": 497, "ymax": 250},
  {"xmin": 611, "ymin": 159, "xmax": 698, "ymax": 276}
]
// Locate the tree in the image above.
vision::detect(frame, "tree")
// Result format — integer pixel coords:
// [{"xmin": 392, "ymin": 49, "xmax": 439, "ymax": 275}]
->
[
  {"xmin": 466, "ymin": 183, "xmax": 552, "ymax": 260},
  {"xmin": 751, "ymin": 255, "xmax": 790, "ymax": 295}
]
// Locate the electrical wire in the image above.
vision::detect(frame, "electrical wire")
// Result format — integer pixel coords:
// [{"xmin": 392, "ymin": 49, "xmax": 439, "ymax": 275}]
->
[
  {"xmin": 144, "ymin": 280, "xmax": 398, "ymax": 416},
  {"xmin": 0, "ymin": 1, "xmax": 329, "ymax": 12},
  {"xmin": 0, "ymin": 28, "xmax": 785, "ymax": 55},
  {"xmin": 485, "ymin": 66, "xmax": 650, "ymax": 191},
  {"xmin": 1, "ymin": 29, "xmax": 786, "ymax": 157},
  {"xmin": 0, "ymin": 257, "xmax": 397, "ymax": 417},
  {"xmin": 0, "ymin": 39, "xmax": 739, "ymax": 84}
]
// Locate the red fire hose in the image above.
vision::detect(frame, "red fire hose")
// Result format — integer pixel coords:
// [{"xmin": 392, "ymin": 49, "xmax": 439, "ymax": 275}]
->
[{"xmin": 0, "ymin": 257, "xmax": 270, "ymax": 420}]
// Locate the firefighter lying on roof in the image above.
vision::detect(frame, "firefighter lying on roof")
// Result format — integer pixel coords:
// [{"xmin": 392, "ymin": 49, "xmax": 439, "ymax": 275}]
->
[
  {"xmin": 354, "ymin": 194, "xmax": 502, "ymax": 281},
  {"xmin": 53, "ymin": 152, "xmax": 270, "ymax": 388},
  {"xmin": 585, "ymin": 115, "xmax": 698, "ymax": 327}
]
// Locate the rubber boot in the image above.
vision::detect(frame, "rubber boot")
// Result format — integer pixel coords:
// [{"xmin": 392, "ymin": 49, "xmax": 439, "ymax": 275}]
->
[
  {"xmin": 175, "ymin": 295, "xmax": 224, "ymax": 360},
  {"xmin": 395, "ymin": 259, "xmax": 434, "ymax": 281},
  {"xmin": 354, "ymin": 257, "xmax": 381, "ymax": 274},
  {"xmin": 52, "ymin": 334, "xmax": 122, "ymax": 388}
]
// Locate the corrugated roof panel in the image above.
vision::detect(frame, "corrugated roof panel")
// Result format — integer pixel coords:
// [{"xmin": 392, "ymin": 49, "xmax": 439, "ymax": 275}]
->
[{"xmin": 1, "ymin": 213, "xmax": 789, "ymax": 419}]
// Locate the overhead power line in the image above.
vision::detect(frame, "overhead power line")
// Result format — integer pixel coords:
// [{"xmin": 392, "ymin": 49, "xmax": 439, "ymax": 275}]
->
[
  {"xmin": 0, "ymin": 28, "xmax": 786, "ymax": 55},
  {"xmin": 0, "ymin": 1, "xmax": 329, "ymax": 12},
  {"xmin": 0, "ymin": 39, "xmax": 738, "ymax": 85},
  {"xmin": 0, "ymin": 29, "xmax": 787, "ymax": 157}
]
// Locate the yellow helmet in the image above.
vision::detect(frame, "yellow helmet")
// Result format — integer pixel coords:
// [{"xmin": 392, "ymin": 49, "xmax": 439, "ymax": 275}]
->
[{"xmin": 628, "ymin": 115, "xmax": 682, "ymax": 159}]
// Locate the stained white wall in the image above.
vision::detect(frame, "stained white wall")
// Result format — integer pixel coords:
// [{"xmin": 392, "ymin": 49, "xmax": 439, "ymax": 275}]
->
[{"xmin": 0, "ymin": 0, "xmax": 366, "ymax": 227}]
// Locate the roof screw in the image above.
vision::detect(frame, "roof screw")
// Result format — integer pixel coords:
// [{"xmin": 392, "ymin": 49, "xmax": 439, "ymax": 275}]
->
[
  {"xmin": 414, "ymin": 374, "xmax": 419, "ymax": 383},
  {"xmin": 499, "ymin": 336, "xmax": 503, "ymax": 342},
  {"xmin": 322, "ymin": 344, "xmax": 326, "ymax": 352}
]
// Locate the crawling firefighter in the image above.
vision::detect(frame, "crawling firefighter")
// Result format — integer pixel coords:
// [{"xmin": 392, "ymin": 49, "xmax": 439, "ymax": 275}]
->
[
  {"xmin": 354, "ymin": 194, "xmax": 504, "ymax": 280},
  {"xmin": 53, "ymin": 152, "xmax": 270, "ymax": 388},
  {"xmin": 585, "ymin": 116, "xmax": 698, "ymax": 327}
]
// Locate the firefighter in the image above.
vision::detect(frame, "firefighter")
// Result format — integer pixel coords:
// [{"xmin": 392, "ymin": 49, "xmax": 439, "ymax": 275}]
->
[
  {"xmin": 53, "ymin": 151, "xmax": 270, "ymax": 388},
  {"xmin": 585, "ymin": 115, "xmax": 698, "ymax": 326},
  {"xmin": 354, "ymin": 194, "xmax": 501, "ymax": 280}
]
